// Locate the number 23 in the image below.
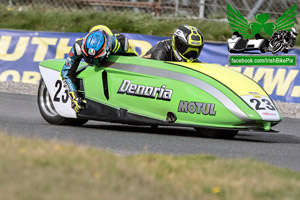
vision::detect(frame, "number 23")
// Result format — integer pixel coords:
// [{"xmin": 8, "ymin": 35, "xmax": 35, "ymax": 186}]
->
[
  {"xmin": 53, "ymin": 80, "xmax": 69, "ymax": 103},
  {"xmin": 250, "ymin": 98, "xmax": 276, "ymax": 111}
]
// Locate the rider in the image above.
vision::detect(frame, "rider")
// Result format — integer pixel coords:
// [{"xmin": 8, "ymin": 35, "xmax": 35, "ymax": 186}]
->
[
  {"xmin": 61, "ymin": 25, "xmax": 137, "ymax": 113},
  {"xmin": 143, "ymin": 24, "xmax": 204, "ymax": 62}
]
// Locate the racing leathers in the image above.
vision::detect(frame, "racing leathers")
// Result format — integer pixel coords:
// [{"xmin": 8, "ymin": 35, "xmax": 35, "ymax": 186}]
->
[
  {"xmin": 61, "ymin": 25, "xmax": 137, "ymax": 113},
  {"xmin": 143, "ymin": 39, "xmax": 201, "ymax": 62},
  {"xmin": 143, "ymin": 39, "xmax": 176, "ymax": 61}
]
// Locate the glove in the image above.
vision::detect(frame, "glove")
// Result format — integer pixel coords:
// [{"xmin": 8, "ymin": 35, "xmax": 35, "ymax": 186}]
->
[
  {"xmin": 69, "ymin": 91, "xmax": 87, "ymax": 113},
  {"xmin": 125, "ymin": 42, "xmax": 139, "ymax": 56}
]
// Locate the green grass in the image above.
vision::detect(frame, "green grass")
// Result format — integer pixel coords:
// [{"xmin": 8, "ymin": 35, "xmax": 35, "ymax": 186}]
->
[
  {"xmin": 0, "ymin": 5, "xmax": 232, "ymax": 41},
  {"xmin": 1, "ymin": 5, "xmax": 299, "ymax": 45},
  {"xmin": 1, "ymin": 132, "xmax": 300, "ymax": 200},
  {"xmin": 1, "ymin": 5, "xmax": 300, "ymax": 46}
]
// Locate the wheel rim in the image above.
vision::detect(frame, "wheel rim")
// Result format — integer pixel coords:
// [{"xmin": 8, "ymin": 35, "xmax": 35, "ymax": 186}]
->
[{"xmin": 39, "ymin": 81, "xmax": 58, "ymax": 117}]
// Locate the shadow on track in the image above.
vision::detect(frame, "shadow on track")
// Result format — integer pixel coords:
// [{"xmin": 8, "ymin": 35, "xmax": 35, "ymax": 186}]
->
[
  {"xmin": 235, "ymin": 132, "xmax": 300, "ymax": 144},
  {"xmin": 81, "ymin": 123, "xmax": 300, "ymax": 144}
]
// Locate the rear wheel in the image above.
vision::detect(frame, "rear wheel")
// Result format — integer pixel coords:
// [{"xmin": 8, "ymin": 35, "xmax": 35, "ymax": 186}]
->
[
  {"xmin": 150, "ymin": 125, "xmax": 158, "ymax": 130},
  {"xmin": 194, "ymin": 128, "xmax": 238, "ymax": 139},
  {"xmin": 37, "ymin": 79, "xmax": 88, "ymax": 126}
]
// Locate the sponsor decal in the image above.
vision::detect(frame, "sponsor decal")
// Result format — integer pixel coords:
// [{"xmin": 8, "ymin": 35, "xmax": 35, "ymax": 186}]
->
[
  {"xmin": 118, "ymin": 80, "xmax": 173, "ymax": 101},
  {"xmin": 178, "ymin": 100, "xmax": 216, "ymax": 116},
  {"xmin": 191, "ymin": 41, "xmax": 201, "ymax": 45},
  {"xmin": 262, "ymin": 112, "xmax": 276, "ymax": 116},
  {"xmin": 88, "ymin": 48, "xmax": 96, "ymax": 56},
  {"xmin": 69, "ymin": 49, "xmax": 73, "ymax": 57},
  {"xmin": 66, "ymin": 57, "xmax": 72, "ymax": 67}
]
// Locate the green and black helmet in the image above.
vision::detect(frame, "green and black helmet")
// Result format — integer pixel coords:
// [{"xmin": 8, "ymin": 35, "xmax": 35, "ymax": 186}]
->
[{"xmin": 172, "ymin": 25, "xmax": 204, "ymax": 62}]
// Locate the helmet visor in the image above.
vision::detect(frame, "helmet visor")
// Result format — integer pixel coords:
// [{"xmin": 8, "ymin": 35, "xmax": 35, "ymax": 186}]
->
[
  {"xmin": 176, "ymin": 38, "xmax": 189, "ymax": 55},
  {"xmin": 82, "ymin": 54, "xmax": 94, "ymax": 65},
  {"xmin": 175, "ymin": 38, "xmax": 202, "ymax": 60}
]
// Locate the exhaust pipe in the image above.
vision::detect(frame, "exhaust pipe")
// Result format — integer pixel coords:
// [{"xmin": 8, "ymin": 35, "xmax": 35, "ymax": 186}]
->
[{"xmin": 166, "ymin": 112, "xmax": 177, "ymax": 123}]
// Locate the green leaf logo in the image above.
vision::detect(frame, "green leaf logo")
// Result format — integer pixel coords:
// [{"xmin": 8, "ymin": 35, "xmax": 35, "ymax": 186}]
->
[
  {"xmin": 227, "ymin": 3, "xmax": 297, "ymax": 38},
  {"xmin": 250, "ymin": 13, "xmax": 276, "ymax": 37},
  {"xmin": 255, "ymin": 13, "xmax": 269, "ymax": 24},
  {"xmin": 249, "ymin": 22, "xmax": 262, "ymax": 36}
]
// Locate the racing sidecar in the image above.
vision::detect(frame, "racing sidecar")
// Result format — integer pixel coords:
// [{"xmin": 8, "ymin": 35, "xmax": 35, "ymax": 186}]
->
[{"xmin": 38, "ymin": 55, "xmax": 282, "ymax": 138}]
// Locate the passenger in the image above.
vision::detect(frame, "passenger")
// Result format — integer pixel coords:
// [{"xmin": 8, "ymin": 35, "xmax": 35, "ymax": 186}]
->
[{"xmin": 143, "ymin": 24, "xmax": 204, "ymax": 63}]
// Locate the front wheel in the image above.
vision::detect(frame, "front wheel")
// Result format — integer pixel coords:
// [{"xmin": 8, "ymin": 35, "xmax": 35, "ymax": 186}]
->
[
  {"xmin": 194, "ymin": 128, "xmax": 238, "ymax": 139},
  {"xmin": 37, "ymin": 79, "xmax": 88, "ymax": 126}
]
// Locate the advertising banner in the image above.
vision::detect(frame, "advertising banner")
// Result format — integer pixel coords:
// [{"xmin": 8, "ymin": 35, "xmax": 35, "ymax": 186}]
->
[{"xmin": 0, "ymin": 29, "xmax": 300, "ymax": 103}]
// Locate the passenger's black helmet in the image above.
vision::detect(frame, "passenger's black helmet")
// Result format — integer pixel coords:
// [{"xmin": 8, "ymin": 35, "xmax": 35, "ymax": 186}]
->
[{"xmin": 172, "ymin": 25, "xmax": 204, "ymax": 62}]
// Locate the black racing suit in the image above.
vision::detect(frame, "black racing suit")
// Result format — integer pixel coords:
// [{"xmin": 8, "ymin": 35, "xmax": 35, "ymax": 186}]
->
[
  {"xmin": 143, "ymin": 39, "xmax": 177, "ymax": 61},
  {"xmin": 143, "ymin": 39, "xmax": 201, "ymax": 62}
]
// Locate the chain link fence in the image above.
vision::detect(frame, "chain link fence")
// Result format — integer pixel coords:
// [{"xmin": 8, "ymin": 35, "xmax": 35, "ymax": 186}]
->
[{"xmin": 1, "ymin": 0, "xmax": 299, "ymax": 20}]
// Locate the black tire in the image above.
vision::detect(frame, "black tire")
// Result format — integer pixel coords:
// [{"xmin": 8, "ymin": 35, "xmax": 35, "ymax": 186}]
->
[
  {"xmin": 194, "ymin": 128, "xmax": 238, "ymax": 139},
  {"xmin": 37, "ymin": 79, "xmax": 88, "ymax": 126},
  {"xmin": 150, "ymin": 125, "xmax": 158, "ymax": 130}
]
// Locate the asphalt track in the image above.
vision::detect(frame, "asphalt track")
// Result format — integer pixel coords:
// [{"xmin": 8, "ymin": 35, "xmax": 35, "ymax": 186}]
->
[{"xmin": 1, "ymin": 92, "xmax": 300, "ymax": 172}]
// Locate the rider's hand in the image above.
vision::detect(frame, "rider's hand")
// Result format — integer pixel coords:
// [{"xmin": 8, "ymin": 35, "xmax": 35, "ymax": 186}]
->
[{"xmin": 69, "ymin": 91, "xmax": 87, "ymax": 113}]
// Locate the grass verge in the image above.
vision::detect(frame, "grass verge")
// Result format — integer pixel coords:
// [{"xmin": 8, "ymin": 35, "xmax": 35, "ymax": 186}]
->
[
  {"xmin": 1, "ymin": 6, "xmax": 299, "ymax": 45},
  {"xmin": 0, "ymin": 5, "xmax": 241, "ymax": 42},
  {"xmin": 1, "ymin": 5, "xmax": 300, "ymax": 46},
  {"xmin": 1, "ymin": 132, "xmax": 300, "ymax": 200}
]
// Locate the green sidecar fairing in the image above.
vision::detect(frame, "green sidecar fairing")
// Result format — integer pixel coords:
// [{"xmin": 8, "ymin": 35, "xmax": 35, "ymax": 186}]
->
[{"xmin": 38, "ymin": 55, "xmax": 282, "ymax": 135}]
